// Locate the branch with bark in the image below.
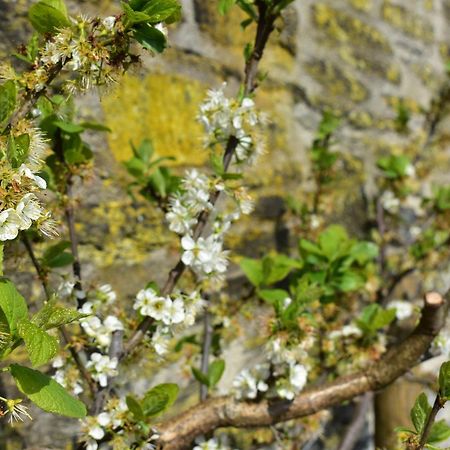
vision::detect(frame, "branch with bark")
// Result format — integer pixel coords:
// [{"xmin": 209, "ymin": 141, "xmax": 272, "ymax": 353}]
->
[{"xmin": 154, "ymin": 292, "xmax": 447, "ymax": 450}]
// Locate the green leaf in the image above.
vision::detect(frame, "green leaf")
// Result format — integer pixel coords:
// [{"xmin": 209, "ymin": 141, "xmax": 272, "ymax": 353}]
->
[
  {"xmin": 17, "ymin": 319, "xmax": 58, "ymax": 367},
  {"xmin": 79, "ymin": 122, "xmax": 111, "ymax": 132},
  {"xmin": 28, "ymin": 0, "xmax": 71, "ymax": 34},
  {"xmin": 0, "ymin": 279, "xmax": 28, "ymax": 335},
  {"xmin": 53, "ymin": 121, "xmax": 85, "ymax": 134},
  {"xmin": 259, "ymin": 289, "xmax": 289, "ymax": 305},
  {"xmin": 428, "ymin": 420, "xmax": 450, "ymax": 444},
  {"xmin": 208, "ymin": 359, "xmax": 225, "ymax": 387},
  {"xmin": 126, "ymin": 395, "xmax": 145, "ymax": 420},
  {"xmin": 10, "ymin": 364, "xmax": 86, "ymax": 418},
  {"xmin": 192, "ymin": 367, "xmax": 210, "ymax": 386},
  {"xmin": 219, "ymin": 0, "xmax": 236, "ymax": 14},
  {"xmin": 410, "ymin": 393, "xmax": 431, "ymax": 434},
  {"xmin": 240, "ymin": 258, "xmax": 264, "ymax": 287},
  {"xmin": 438, "ymin": 361, "xmax": 450, "ymax": 400},
  {"xmin": 133, "ymin": 24, "xmax": 167, "ymax": 53},
  {"xmin": 264, "ymin": 254, "xmax": 302, "ymax": 285},
  {"xmin": 32, "ymin": 302, "xmax": 86, "ymax": 330},
  {"xmin": 122, "ymin": 2, "xmax": 152, "ymax": 25},
  {"xmin": 336, "ymin": 271, "xmax": 365, "ymax": 292},
  {"xmin": 349, "ymin": 242, "xmax": 379, "ymax": 265},
  {"xmin": 8, "ymin": 133, "xmax": 30, "ymax": 168},
  {"xmin": 142, "ymin": 383, "xmax": 178, "ymax": 417},
  {"xmin": 318, "ymin": 225, "xmax": 349, "ymax": 260},
  {"xmin": 0, "ymin": 81, "xmax": 17, "ymax": 130},
  {"xmin": 141, "ymin": 0, "xmax": 181, "ymax": 23},
  {"xmin": 41, "ymin": 241, "xmax": 74, "ymax": 268},
  {"xmin": 394, "ymin": 426, "xmax": 417, "ymax": 435}
]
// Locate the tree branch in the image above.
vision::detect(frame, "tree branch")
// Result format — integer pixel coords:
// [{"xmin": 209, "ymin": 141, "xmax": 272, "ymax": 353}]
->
[
  {"xmin": 20, "ymin": 231, "xmax": 97, "ymax": 394},
  {"xmin": 155, "ymin": 292, "xmax": 447, "ymax": 450}
]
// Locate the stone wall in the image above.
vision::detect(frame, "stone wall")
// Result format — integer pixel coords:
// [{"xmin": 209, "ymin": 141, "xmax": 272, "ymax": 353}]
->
[{"xmin": 1, "ymin": 0, "xmax": 450, "ymax": 448}]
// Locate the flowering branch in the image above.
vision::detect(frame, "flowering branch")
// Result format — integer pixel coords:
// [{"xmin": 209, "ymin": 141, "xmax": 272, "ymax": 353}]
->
[
  {"xmin": 123, "ymin": 0, "xmax": 278, "ymax": 360},
  {"xmin": 155, "ymin": 292, "xmax": 447, "ymax": 450}
]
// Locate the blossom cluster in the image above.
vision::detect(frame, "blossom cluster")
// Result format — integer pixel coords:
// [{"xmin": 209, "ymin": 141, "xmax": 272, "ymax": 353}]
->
[
  {"xmin": 165, "ymin": 86, "xmax": 265, "ymax": 283},
  {"xmin": 0, "ymin": 124, "xmax": 57, "ymax": 241},
  {"xmin": 233, "ymin": 338, "xmax": 310, "ymax": 401},
  {"xmin": 53, "ymin": 283, "xmax": 123, "ymax": 390},
  {"xmin": 133, "ymin": 287, "xmax": 205, "ymax": 356},
  {"xmin": 198, "ymin": 84, "xmax": 266, "ymax": 164}
]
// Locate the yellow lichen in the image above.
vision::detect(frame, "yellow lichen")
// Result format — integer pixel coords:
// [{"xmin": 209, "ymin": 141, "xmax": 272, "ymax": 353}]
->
[
  {"xmin": 382, "ymin": 1, "xmax": 434, "ymax": 41},
  {"xmin": 350, "ymin": 0, "xmax": 373, "ymax": 12},
  {"xmin": 102, "ymin": 73, "xmax": 208, "ymax": 165}
]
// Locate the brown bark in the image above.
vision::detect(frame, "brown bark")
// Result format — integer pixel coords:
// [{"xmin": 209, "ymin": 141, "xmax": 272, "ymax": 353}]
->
[{"xmin": 156, "ymin": 292, "xmax": 447, "ymax": 450}]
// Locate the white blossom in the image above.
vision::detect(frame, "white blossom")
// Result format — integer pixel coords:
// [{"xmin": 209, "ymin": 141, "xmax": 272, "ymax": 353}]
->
[
  {"xmin": 0, "ymin": 209, "xmax": 21, "ymax": 241},
  {"xmin": 18, "ymin": 164, "xmax": 47, "ymax": 189},
  {"xmin": 86, "ymin": 353, "xmax": 118, "ymax": 387},
  {"xmin": 15, "ymin": 193, "xmax": 43, "ymax": 230},
  {"xmin": 380, "ymin": 190, "xmax": 400, "ymax": 214},
  {"xmin": 181, "ymin": 234, "xmax": 228, "ymax": 278},
  {"xmin": 102, "ymin": 16, "xmax": 116, "ymax": 30},
  {"xmin": 133, "ymin": 288, "xmax": 170, "ymax": 321},
  {"xmin": 388, "ymin": 300, "xmax": 414, "ymax": 321}
]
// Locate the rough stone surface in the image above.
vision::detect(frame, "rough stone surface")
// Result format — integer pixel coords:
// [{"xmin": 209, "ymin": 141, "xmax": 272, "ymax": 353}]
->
[{"xmin": 1, "ymin": 0, "xmax": 450, "ymax": 448}]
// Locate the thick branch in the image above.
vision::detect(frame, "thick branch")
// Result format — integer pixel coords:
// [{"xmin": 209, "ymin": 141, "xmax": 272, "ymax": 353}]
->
[{"xmin": 156, "ymin": 292, "xmax": 447, "ymax": 450}]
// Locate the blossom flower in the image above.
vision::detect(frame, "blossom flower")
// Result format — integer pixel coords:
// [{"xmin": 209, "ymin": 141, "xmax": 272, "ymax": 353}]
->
[
  {"xmin": 0, "ymin": 209, "xmax": 21, "ymax": 241},
  {"xmin": 15, "ymin": 193, "xmax": 43, "ymax": 230},
  {"xmin": 80, "ymin": 315, "xmax": 123, "ymax": 348},
  {"xmin": 86, "ymin": 353, "xmax": 118, "ymax": 387},
  {"xmin": 328, "ymin": 324, "xmax": 362, "ymax": 340},
  {"xmin": 102, "ymin": 16, "xmax": 116, "ymax": 30},
  {"xmin": 166, "ymin": 196, "xmax": 197, "ymax": 235},
  {"xmin": 388, "ymin": 300, "xmax": 414, "ymax": 321},
  {"xmin": 18, "ymin": 164, "xmax": 47, "ymax": 189},
  {"xmin": 133, "ymin": 288, "xmax": 170, "ymax": 320},
  {"xmin": 380, "ymin": 190, "xmax": 400, "ymax": 214},
  {"xmin": 181, "ymin": 234, "xmax": 228, "ymax": 278},
  {"xmin": 151, "ymin": 327, "xmax": 170, "ymax": 356},
  {"xmin": 161, "ymin": 297, "xmax": 185, "ymax": 325},
  {"xmin": 0, "ymin": 397, "xmax": 32, "ymax": 423}
]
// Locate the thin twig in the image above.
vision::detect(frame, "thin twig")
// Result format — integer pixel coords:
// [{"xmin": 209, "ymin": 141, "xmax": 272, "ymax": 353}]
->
[
  {"xmin": 418, "ymin": 394, "xmax": 446, "ymax": 449},
  {"xmin": 200, "ymin": 308, "xmax": 213, "ymax": 401},
  {"xmin": 336, "ymin": 392, "xmax": 373, "ymax": 450},
  {"xmin": 20, "ymin": 232, "xmax": 97, "ymax": 394},
  {"xmin": 65, "ymin": 178, "xmax": 87, "ymax": 308}
]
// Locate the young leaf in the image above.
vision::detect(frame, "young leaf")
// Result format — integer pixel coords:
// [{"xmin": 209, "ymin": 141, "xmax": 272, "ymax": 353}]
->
[
  {"xmin": 0, "ymin": 279, "xmax": 28, "ymax": 335},
  {"xmin": 133, "ymin": 24, "xmax": 167, "ymax": 53},
  {"xmin": 0, "ymin": 80, "xmax": 17, "ymax": 130},
  {"xmin": 240, "ymin": 258, "xmax": 264, "ymax": 287},
  {"xmin": 31, "ymin": 302, "xmax": 86, "ymax": 330},
  {"xmin": 126, "ymin": 395, "xmax": 145, "ymax": 420},
  {"xmin": 41, "ymin": 241, "xmax": 75, "ymax": 268},
  {"xmin": 410, "ymin": 393, "xmax": 431, "ymax": 434},
  {"xmin": 438, "ymin": 361, "xmax": 450, "ymax": 400},
  {"xmin": 28, "ymin": 0, "xmax": 71, "ymax": 34},
  {"xmin": 17, "ymin": 319, "xmax": 58, "ymax": 367},
  {"xmin": 192, "ymin": 367, "xmax": 210, "ymax": 386},
  {"xmin": 427, "ymin": 420, "xmax": 450, "ymax": 444},
  {"xmin": 142, "ymin": 383, "xmax": 179, "ymax": 417},
  {"xmin": 219, "ymin": 0, "xmax": 236, "ymax": 15},
  {"xmin": 208, "ymin": 359, "xmax": 225, "ymax": 387},
  {"xmin": 141, "ymin": 0, "xmax": 181, "ymax": 23},
  {"xmin": 10, "ymin": 364, "xmax": 86, "ymax": 418}
]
